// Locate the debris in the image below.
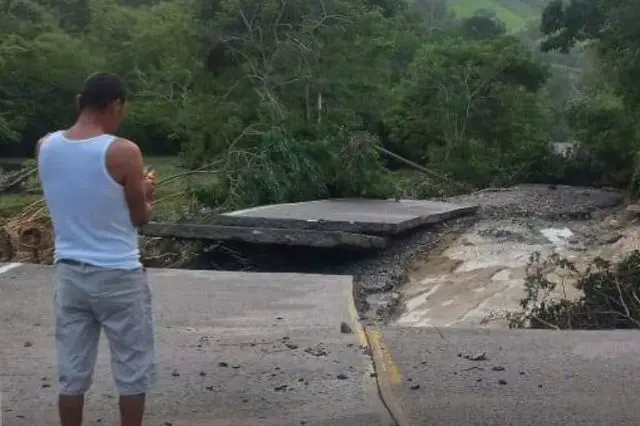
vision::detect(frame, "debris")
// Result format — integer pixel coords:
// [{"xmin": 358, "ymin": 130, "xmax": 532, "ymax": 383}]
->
[
  {"xmin": 492, "ymin": 366, "xmax": 506, "ymax": 372},
  {"xmin": 340, "ymin": 322, "xmax": 353, "ymax": 334},
  {"xmin": 462, "ymin": 366, "xmax": 484, "ymax": 372},
  {"xmin": 23, "ymin": 341, "xmax": 32, "ymax": 348},
  {"xmin": 199, "ymin": 371, "xmax": 207, "ymax": 377},
  {"xmin": 206, "ymin": 386, "xmax": 214, "ymax": 391},
  {"xmin": 218, "ymin": 362, "xmax": 229, "ymax": 367},
  {"xmin": 274, "ymin": 384, "xmax": 288, "ymax": 392},
  {"xmin": 171, "ymin": 369, "xmax": 180, "ymax": 377},
  {"xmin": 336, "ymin": 373, "xmax": 348, "ymax": 380},
  {"xmin": 498, "ymin": 379, "xmax": 507, "ymax": 385},
  {"xmin": 463, "ymin": 352, "xmax": 487, "ymax": 361},
  {"xmin": 410, "ymin": 384, "xmax": 421, "ymax": 390},
  {"xmin": 600, "ymin": 232, "xmax": 622, "ymax": 244},
  {"xmin": 285, "ymin": 343, "xmax": 299, "ymax": 350},
  {"xmin": 304, "ymin": 345, "xmax": 328, "ymax": 357}
]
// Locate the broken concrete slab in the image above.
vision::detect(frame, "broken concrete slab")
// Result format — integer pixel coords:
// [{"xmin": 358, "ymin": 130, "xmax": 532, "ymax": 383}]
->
[
  {"xmin": 140, "ymin": 223, "xmax": 388, "ymax": 249},
  {"xmin": 0, "ymin": 263, "xmax": 393, "ymax": 426},
  {"xmin": 211, "ymin": 198, "xmax": 478, "ymax": 235}
]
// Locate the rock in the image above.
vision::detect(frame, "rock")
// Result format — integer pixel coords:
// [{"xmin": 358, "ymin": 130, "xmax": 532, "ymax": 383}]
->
[
  {"xmin": 218, "ymin": 362, "xmax": 229, "ymax": 367},
  {"xmin": 340, "ymin": 322, "xmax": 353, "ymax": 334},
  {"xmin": 498, "ymin": 379, "xmax": 508, "ymax": 385},
  {"xmin": 463, "ymin": 352, "xmax": 487, "ymax": 362},
  {"xmin": 171, "ymin": 369, "xmax": 180, "ymax": 377},
  {"xmin": 622, "ymin": 204, "xmax": 640, "ymax": 222},
  {"xmin": 285, "ymin": 343, "xmax": 299, "ymax": 350},
  {"xmin": 23, "ymin": 341, "xmax": 32, "ymax": 348},
  {"xmin": 600, "ymin": 232, "xmax": 623, "ymax": 245},
  {"xmin": 304, "ymin": 345, "xmax": 328, "ymax": 357},
  {"xmin": 337, "ymin": 373, "xmax": 348, "ymax": 380},
  {"xmin": 199, "ymin": 371, "xmax": 207, "ymax": 377},
  {"xmin": 491, "ymin": 366, "xmax": 506, "ymax": 372}
]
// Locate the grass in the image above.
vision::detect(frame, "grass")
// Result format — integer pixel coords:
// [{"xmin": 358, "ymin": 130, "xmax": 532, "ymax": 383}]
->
[
  {"xmin": 446, "ymin": 0, "xmax": 545, "ymax": 32},
  {"xmin": 0, "ymin": 193, "xmax": 42, "ymax": 218},
  {"xmin": 0, "ymin": 155, "xmax": 202, "ymax": 221}
]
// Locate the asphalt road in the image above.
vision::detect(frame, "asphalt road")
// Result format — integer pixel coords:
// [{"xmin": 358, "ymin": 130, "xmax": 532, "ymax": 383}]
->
[
  {"xmin": 371, "ymin": 327, "xmax": 640, "ymax": 426},
  {"xmin": 0, "ymin": 263, "xmax": 393, "ymax": 426},
  {"xmin": 2, "ymin": 263, "xmax": 640, "ymax": 426}
]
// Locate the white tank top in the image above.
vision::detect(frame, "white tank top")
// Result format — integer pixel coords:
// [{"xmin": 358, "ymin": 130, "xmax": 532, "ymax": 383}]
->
[{"xmin": 38, "ymin": 131, "xmax": 141, "ymax": 270}]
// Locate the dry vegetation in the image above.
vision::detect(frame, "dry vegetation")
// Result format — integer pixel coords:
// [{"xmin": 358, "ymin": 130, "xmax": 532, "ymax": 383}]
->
[{"xmin": 0, "ymin": 156, "xmax": 206, "ymax": 265}]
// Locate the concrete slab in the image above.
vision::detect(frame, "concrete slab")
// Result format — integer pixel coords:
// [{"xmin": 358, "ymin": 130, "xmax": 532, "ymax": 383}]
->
[
  {"xmin": 212, "ymin": 198, "xmax": 478, "ymax": 235},
  {"xmin": 141, "ymin": 223, "xmax": 388, "ymax": 249},
  {"xmin": 0, "ymin": 263, "xmax": 394, "ymax": 426},
  {"xmin": 370, "ymin": 327, "xmax": 640, "ymax": 426}
]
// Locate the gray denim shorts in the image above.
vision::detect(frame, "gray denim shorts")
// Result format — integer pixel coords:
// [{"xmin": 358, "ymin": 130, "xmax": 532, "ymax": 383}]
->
[{"xmin": 54, "ymin": 260, "xmax": 157, "ymax": 396}]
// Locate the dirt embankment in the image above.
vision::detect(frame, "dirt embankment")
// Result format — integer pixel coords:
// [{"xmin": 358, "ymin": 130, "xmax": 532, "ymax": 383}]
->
[{"xmin": 391, "ymin": 185, "xmax": 639, "ymax": 328}]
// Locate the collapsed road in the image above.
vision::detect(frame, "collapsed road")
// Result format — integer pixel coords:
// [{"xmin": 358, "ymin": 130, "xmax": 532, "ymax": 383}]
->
[{"xmin": 4, "ymin": 184, "xmax": 640, "ymax": 425}]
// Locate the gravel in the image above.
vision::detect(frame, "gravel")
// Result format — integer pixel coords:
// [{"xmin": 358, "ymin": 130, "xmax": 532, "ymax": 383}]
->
[{"xmin": 447, "ymin": 184, "xmax": 623, "ymax": 220}]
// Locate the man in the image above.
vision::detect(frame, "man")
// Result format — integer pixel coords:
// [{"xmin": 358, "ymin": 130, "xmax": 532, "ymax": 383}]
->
[{"xmin": 37, "ymin": 72, "xmax": 157, "ymax": 426}]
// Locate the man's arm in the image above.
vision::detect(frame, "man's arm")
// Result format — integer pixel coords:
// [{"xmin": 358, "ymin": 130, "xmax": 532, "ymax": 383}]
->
[{"xmin": 106, "ymin": 138, "xmax": 153, "ymax": 227}]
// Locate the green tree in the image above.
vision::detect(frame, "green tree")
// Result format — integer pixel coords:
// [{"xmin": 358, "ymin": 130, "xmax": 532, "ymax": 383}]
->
[{"xmin": 385, "ymin": 35, "xmax": 554, "ymax": 186}]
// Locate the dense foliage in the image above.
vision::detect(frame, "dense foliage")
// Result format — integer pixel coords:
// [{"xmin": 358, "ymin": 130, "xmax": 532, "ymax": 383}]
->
[
  {"xmin": 540, "ymin": 0, "xmax": 640, "ymax": 189},
  {"xmin": 2, "ymin": 0, "xmax": 640, "ymax": 209}
]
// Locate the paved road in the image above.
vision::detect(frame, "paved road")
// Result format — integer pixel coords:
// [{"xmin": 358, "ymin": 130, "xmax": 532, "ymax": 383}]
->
[
  {"xmin": 371, "ymin": 327, "xmax": 640, "ymax": 426},
  {"xmin": 2, "ymin": 263, "xmax": 640, "ymax": 426},
  {"xmin": 0, "ymin": 263, "xmax": 392, "ymax": 426}
]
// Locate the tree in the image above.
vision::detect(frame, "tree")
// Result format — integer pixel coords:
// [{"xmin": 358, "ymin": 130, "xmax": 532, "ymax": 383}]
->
[{"xmin": 385, "ymin": 35, "xmax": 554, "ymax": 186}]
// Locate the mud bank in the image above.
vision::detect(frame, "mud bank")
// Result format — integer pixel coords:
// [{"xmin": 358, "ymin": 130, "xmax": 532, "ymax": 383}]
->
[{"xmin": 394, "ymin": 185, "xmax": 636, "ymax": 328}]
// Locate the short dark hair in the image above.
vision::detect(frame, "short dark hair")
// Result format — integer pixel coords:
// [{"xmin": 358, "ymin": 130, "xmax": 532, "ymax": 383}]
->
[{"xmin": 78, "ymin": 72, "xmax": 127, "ymax": 110}]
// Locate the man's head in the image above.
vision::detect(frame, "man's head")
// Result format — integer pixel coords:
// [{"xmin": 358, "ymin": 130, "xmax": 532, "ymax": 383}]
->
[{"xmin": 77, "ymin": 72, "xmax": 128, "ymax": 133}]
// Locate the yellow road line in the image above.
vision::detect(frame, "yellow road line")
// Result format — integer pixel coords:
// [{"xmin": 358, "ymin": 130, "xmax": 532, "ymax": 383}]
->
[
  {"xmin": 365, "ymin": 327, "xmax": 411, "ymax": 426},
  {"xmin": 346, "ymin": 293, "xmax": 369, "ymax": 349},
  {"xmin": 365, "ymin": 328, "xmax": 403, "ymax": 385},
  {"xmin": 346, "ymin": 287, "xmax": 409, "ymax": 425}
]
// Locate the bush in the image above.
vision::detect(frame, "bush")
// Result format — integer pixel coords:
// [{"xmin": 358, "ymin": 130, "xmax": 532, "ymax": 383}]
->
[{"xmin": 510, "ymin": 251, "xmax": 640, "ymax": 329}]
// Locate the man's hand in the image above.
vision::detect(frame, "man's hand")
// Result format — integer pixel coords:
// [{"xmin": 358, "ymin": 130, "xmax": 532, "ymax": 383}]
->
[{"xmin": 144, "ymin": 168, "xmax": 156, "ymax": 202}]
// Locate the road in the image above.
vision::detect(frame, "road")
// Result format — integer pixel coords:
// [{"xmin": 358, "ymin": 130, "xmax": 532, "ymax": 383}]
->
[{"xmin": 2, "ymin": 263, "xmax": 640, "ymax": 425}]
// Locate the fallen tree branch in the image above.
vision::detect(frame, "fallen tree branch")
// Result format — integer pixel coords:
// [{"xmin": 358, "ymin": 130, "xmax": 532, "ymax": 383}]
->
[
  {"xmin": 0, "ymin": 168, "xmax": 36, "ymax": 193},
  {"xmin": 374, "ymin": 145, "xmax": 471, "ymax": 191}
]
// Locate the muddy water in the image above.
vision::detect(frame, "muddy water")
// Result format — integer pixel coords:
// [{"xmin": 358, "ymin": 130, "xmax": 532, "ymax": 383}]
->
[{"xmin": 395, "ymin": 216, "xmax": 635, "ymax": 329}]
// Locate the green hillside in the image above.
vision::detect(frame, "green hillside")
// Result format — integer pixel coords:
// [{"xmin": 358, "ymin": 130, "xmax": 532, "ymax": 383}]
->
[{"xmin": 447, "ymin": 0, "xmax": 548, "ymax": 32}]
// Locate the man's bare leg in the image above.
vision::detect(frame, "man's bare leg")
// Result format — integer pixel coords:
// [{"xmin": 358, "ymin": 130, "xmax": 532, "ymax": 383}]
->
[
  {"xmin": 59, "ymin": 394, "xmax": 84, "ymax": 426},
  {"xmin": 119, "ymin": 394, "xmax": 146, "ymax": 426}
]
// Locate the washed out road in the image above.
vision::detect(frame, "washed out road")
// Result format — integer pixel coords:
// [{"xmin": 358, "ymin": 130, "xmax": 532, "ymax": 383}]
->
[{"xmin": 1, "ymin": 263, "xmax": 639, "ymax": 425}]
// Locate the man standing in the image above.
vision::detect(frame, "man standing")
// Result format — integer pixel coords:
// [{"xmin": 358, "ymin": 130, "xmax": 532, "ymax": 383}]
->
[{"xmin": 37, "ymin": 72, "xmax": 157, "ymax": 426}]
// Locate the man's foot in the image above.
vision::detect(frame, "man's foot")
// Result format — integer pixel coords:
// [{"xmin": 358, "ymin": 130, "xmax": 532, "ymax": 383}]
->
[
  {"xmin": 59, "ymin": 394, "xmax": 84, "ymax": 426},
  {"xmin": 119, "ymin": 393, "xmax": 146, "ymax": 426}
]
